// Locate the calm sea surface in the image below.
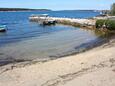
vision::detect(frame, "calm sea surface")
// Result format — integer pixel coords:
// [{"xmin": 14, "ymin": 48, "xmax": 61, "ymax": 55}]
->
[{"xmin": 0, "ymin": 10, "xmax": 105, "ymax": 64}]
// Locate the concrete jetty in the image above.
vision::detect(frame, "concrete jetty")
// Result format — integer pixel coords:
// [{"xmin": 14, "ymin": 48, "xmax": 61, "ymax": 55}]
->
[
  {"xmin": 29, "ymin": 14, "xmax": 56, "ymax": 25},
  {"xmin": 29, "ymin": 15, "xmax": 96, "ymax": 29}
]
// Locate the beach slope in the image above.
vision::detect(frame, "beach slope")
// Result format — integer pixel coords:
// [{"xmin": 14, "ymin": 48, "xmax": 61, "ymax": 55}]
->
[{"xmin": 0, "ymin": 38, "xmax": 115, "ymax": 86}]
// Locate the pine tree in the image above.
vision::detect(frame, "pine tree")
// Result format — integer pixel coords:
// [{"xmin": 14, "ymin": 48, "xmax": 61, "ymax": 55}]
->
[{"xmin": 110, "ymin": 3, "xmax": 115, "ymax": 16}]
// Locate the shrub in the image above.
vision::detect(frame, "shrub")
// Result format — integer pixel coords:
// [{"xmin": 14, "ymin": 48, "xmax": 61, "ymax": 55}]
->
[
  {"xmin": 96, "ymin": 19, "xmax": 115, "ymax": 30},
  {"xmin": 96, "ymin": 19, "xmax": 106, "ymax": 28},
  {"xmin": 106, "ymin": 20, "xmax": 115, "ymax": 30}
]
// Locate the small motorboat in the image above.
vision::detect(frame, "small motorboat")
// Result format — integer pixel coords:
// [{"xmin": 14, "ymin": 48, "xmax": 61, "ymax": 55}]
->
[
  {"xmin": 0, "ymin": 25, "xmax": 7, "ymax": 32},
  {"xmin": 30, "ymin": 14, "xmax": 49, "ymax": 17},
  {"xmin": 42, "ymin": 20, "xmax": 56, "ymax": 25}
]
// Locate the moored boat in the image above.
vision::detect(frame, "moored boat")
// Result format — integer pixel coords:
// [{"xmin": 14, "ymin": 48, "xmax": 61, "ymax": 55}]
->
[
  {"xmin": 41, "ymin": 20, "xmax": 56, "ymax": 25},
  {"xmin": 0, "ymin": 25, "xmax": 7, "ymax": 32}
]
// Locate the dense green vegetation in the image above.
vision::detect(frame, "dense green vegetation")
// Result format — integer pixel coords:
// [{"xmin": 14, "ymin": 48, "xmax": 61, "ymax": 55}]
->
[
  {"xmin": 106, "ymin": 20, "xmax": 115, "ymax": 30},
  {"xmin": 96, "ymin": 19, "xmax": 106, "ymax": 28},
  {"xmin": 96, "ymin": 19, "xmax": 115, "ymax": 30},
  {"xmin": 110, "ymin": 3, "xmax": 115, "ymax": 16}
]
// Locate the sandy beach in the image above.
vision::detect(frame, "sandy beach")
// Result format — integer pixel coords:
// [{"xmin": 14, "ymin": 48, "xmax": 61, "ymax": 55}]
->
[
  {"xmin": 0, "ymin": 36, "xmax": 114, "ymax": 86},
  {"xmin": 0, "ymin": 0, "xmax": 115, "ymax": 86}
]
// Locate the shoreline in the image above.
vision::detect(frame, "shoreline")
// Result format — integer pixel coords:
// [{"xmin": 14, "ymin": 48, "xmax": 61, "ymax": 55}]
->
[
  {"xmin": 0, "ymin": 21, "xmax": 114, "ymax": 67},
  {"xmin": 29, "ymin": 15, "xmax": 115, "ymax": 30},
  {"xmin": 0, "ymin": 35, "xmax": 115, "ymax": 86},
  {"xmin": 0, "ymin": 33, "xmax": 111, "ymax": 67},
  {"xmin": 0, "ymin": 15, "xmax": 114, "ymax": 68},
  {"xmin": 29, "ymin": 16, "xmax": 96, "ymax": 29},
  {"xmin": 0, "ymin": 13, "xmax": 115, "ymax": 85}
]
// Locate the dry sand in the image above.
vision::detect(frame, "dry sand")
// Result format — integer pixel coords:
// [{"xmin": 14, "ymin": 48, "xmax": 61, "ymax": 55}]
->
[{"xmin": 0, "ymin": 37, "xmax": 115, "ymax": 86}]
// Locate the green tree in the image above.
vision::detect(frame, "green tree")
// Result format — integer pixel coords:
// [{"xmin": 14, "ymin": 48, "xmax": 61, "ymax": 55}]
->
[{"xmin": 110, "ymin": 3, "xmax": 115, "ymax": 16}]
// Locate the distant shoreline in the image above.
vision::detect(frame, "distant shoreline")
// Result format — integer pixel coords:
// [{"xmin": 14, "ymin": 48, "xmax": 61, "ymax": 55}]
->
[
  {"xmin": 0, "ymin": 8, "xmax": 106, "ymax": 12},
  {"xmin": 0, "ymin": 10, "xmax": 52, "ymax": 13},
  {"xmin": 0, "ymin": 8, "xmax": 52, "ymax": 12}
]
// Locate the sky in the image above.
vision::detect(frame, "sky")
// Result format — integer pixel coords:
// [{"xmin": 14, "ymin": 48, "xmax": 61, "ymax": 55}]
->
[{"xmin": 0, "ymin": 0, "xmax": 115, "ymax": 10}]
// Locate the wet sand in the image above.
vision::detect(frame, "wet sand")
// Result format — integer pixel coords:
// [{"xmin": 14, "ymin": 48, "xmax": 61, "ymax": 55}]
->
[{"xmin": 0, "ymin": 36, "xmax": 115, "ymax": 86}]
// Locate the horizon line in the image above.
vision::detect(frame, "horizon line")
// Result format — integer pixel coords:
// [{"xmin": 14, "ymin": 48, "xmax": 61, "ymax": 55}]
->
[{"xmin": 0, "ymin": 7, "xmax": 110, "ymax": 11}]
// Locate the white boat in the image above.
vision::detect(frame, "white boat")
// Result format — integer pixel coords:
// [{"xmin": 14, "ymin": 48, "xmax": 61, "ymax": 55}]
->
[
  {"xmin": 30, "ymin": 14, "xmax": 49, "ymax": 17},
  {"xmin": 0, "ymin": 25, "xmax": 7, "ymax": 32}
]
